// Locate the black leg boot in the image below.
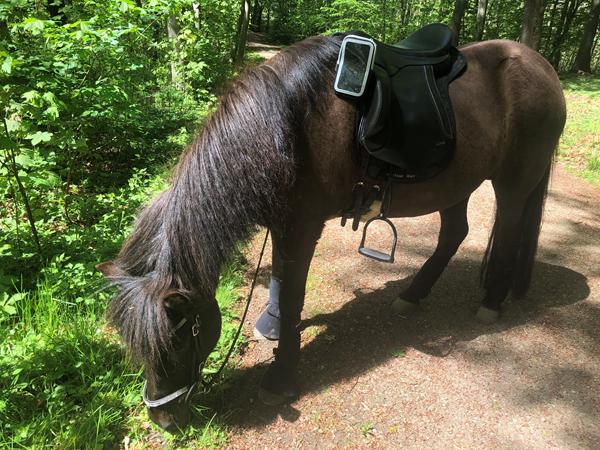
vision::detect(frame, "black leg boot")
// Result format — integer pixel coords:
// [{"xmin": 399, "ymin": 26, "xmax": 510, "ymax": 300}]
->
[{"xmin": 253, "ymin": 277, "xmax": 281, "ymax": 340}]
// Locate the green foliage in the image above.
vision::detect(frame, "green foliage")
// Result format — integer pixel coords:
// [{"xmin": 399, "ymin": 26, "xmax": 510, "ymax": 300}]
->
[
  {"xmin": 262, "ymin": 0, "xmax": 600, "ymax": 72},
  {"xmin": 0, "ymin": 0, "xmax": 249, "ymax": 290},
  {"xmin": 320, "ymin": 0, "xmax": 383, "ymax": 37},
  {"xmin": 0, "ymin": 1, "xmax": 247, "ymax": 447},
  {"xmin": 0, "ymin": 274, "xmax": 138, "ymax": 448},
  {"xmin": 0, "ymin": 238, "xmax": 247, "ymax": 447}
]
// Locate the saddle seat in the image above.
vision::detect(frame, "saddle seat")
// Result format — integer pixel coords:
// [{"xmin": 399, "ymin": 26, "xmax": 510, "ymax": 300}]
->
[{"xmin": 391, "ymin": 23, "xmax": 454, "ymax": 57}]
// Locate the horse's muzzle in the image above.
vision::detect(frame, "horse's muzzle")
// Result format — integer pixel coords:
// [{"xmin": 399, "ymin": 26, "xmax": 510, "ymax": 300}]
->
[{"xmin": 148, "ymin": 404, "xmax": 191, "ymax": 432}]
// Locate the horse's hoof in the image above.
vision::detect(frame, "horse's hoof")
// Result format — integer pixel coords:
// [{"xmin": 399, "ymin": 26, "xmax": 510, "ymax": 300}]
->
[
  {"xmin": 258, "ymin": 387, "xmax": 290, "ymax": 406},
  {"xmin": 259, "ymin": 362, "xmax": 299, "ymax": 406},
  {"xmin": 391, "ymin": 298, "xmax": 419, "ymax": 316},
  {"xmin": 476, "ymin": 306, "xmax": 500, "ymax": 324}
]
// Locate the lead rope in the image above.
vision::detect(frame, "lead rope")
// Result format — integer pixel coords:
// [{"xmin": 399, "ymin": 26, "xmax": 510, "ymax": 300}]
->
[{"xmin": 200, "ymin": 228, "xmax": 270, "ymax": 390}]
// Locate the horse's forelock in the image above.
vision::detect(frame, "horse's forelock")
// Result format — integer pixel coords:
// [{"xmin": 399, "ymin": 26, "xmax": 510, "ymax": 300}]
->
[{"xmin": 106, "ymin": 273, "xmax": 173, "ymax": 366}]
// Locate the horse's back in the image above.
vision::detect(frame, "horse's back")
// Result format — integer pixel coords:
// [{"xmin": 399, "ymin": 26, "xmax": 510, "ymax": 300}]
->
[
  {"xmin": 390, "ymin": 40, "xmax": 565, "ymax": 215},
  {"xmin": 457, "ymin": 39, "xmax": 565, "ymax": 130}
]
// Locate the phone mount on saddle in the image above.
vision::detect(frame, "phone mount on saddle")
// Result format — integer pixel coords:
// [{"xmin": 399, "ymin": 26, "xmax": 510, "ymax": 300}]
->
[{"xmin": 335, "ymin": 23, "xmax": 467, "ymax": 263}]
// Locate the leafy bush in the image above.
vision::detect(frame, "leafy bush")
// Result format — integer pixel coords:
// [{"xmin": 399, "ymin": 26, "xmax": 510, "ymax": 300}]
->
[{"xmin": 0, "ymin": 3, "xmax": 246, "ymax": 445}]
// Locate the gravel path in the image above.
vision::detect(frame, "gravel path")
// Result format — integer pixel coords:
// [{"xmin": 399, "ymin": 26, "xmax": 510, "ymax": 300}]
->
[{"xmin": 219, "ymin": 165, "xmax": 599, "ymax": 449}]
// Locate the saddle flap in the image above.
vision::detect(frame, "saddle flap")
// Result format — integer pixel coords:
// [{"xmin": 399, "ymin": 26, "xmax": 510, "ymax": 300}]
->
[
  {"xmin": 360, "ymin": 63, "xmax": 454, "ymax": 170},
  {"xmin": 359, "ymin": 66, "xmax": 390, "ymax": 147}
]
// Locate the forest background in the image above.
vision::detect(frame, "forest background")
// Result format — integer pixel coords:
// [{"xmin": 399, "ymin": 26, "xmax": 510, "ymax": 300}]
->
[{"xmin": 0, "ymin": 0, "xmax": 599, "ymax": 447}]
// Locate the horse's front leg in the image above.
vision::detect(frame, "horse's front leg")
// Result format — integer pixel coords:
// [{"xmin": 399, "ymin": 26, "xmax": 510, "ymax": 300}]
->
[
  {"xmin": 392, "ymin": 196, "xmax": 470, "ymax": 314},
  {"xmin": 258, "ymin": 219, "xmax": 324, "ymax": 405}
]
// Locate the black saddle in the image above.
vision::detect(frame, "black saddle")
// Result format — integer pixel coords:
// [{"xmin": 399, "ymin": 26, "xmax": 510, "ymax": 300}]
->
[{"xmin": 343, "ymin": 24, "xmax": 467, "ymax": 181}]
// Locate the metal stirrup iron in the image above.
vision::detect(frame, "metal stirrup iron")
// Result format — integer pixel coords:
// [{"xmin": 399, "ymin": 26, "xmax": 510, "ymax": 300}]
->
[{"xmin": 358, "ymin": 181, "xmax": 398, "ymax": 263}]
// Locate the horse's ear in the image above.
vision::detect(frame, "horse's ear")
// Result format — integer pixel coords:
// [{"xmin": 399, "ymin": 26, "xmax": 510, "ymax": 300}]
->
[
  {"xmin": 96, "ymin": 260, "xmax": 126, "ymax": 278},
  {"xmin": 162, "ymin": 289, "xmax": 191, "ymax": 314}
]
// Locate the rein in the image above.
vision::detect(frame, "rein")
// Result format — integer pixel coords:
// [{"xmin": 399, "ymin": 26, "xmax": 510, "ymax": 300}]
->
[{"xmin": 143, "ymin": 230, "xmax": 270, "ymax": 408}]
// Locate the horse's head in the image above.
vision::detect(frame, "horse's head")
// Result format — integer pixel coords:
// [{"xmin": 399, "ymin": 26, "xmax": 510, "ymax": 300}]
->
[{"xmin": 97, "ymin": 261, "xmax": 221, "ymax": 431}]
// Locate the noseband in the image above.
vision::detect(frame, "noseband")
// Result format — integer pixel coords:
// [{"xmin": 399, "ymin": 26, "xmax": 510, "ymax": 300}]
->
[{"xmin": 142, "ymin": 314, "xmax": 205, "ymax": 408}]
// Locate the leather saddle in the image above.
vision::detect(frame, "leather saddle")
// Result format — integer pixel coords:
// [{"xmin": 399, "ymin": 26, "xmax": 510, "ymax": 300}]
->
[{"xmin": 343, "ymin": 24, "xmax": 467, "ymax": 181}]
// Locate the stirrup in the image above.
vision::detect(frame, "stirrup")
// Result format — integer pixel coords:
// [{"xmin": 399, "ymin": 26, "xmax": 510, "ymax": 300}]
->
[
  {"xmin": 357, "ymin": 179, "xmax": 397, "ymax": 263},
  {"xmin": 358, "ymin": 214, "xmax": 397, "ymax": 263}
]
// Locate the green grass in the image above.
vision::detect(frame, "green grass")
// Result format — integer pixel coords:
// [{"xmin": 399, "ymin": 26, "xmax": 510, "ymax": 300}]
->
[
  {"xmin": 560, "ymin": 73, "xmax": 600, "ymax": 184},
  {"xmin": 0, "ymin": 286, "xmax": 141, "ymax": 448},
  {"xmin": 0, "ymin": 257, "xmax": 246, "ymax": 448}
]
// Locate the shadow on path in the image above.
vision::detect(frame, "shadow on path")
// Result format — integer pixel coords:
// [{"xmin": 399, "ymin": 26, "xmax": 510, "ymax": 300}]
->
[{"xmin": 195, "ymin": 258, "xmax": 591, "ymax": 431}]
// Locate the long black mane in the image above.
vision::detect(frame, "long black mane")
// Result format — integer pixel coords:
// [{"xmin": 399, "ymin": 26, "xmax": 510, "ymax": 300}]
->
[{"xmin": 105, "ymin": 35, "xmax": 342, "ymax": 364}]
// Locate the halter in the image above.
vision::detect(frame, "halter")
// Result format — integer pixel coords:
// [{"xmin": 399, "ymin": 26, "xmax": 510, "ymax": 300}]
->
[{"xmin": 142, "ymin": 230, "xmax": 270, "ymax": 409}]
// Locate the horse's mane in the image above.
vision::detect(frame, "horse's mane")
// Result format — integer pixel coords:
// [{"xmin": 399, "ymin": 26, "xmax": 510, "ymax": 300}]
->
[{"xmin": 105, "ymin": 35, "xmax": 343, "ymax": 364}]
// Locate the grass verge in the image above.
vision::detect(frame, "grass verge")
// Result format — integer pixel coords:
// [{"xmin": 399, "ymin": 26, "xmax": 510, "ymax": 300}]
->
[{"xmin": 560, "ymin": 73, "xmax": 600, "ymax": 184}]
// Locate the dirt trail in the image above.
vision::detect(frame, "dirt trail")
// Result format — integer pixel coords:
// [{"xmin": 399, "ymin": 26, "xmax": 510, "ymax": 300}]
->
[
  {"xmin": 247, "ymin": 32, "xmax": 284, "ymax": 60},
  {"xmin": 220, "ymin": 166, "xmax": 599, "ymax": 449},
  {"xmin": 216, "ymin": 39, "xmax": 600, "ymax": 449}
]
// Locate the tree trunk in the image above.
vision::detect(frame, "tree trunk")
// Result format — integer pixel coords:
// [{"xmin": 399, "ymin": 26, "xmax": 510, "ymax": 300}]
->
[
  {"xmin": 382, "ymin": 0, "xmax": 387, "ymax": 41},
  {"xmin": 521, "ymin": 0, "xmax": 547, "ymax": 50},
  {"xmin": 450, "ymin": 0, "xmax": 468, "ymax": 46},
  {"xmin": 570, "ymin": 0, "xmax": 600, "ymax": 72},
  {"xmin": 542, "ymin": 0, "xmax": 561, "ymax": 54},
  {"xmin": 167, "ymin": 15, "xmax": 183, "ymax": 88},
  {"xmin": 399, "ymin": 0, "xmax": 414, "ymax": 33},
  {"xmin": 2, "ymin": 119, "xmax": 42, "ymax": 257},
  {"xmin": 251, "ymin": 0, "xmax": 264, "ymax": 31},
  {"xmin": 1, "ymin": 151, "xmax": 42, "ymax": 257},
  {"xmin": 549, "ymin": 0, "xmax": 583, "ymax": 68},
  {"xmin": 47, "ymin": 0, "xmax": 62, "ymax": 17},
  {"xmin": 476, "ymin": 0, "xmax": 488, "ymax": 41},
  {"xmin": 266, "ymin": 0, "xmax": 271, "ymax": 32},
  {"xmin": 47, "ymin": 0, "xmax": 68, "ymax": 24},
  {"xmin": 233, "ymin": 0, "xmax": 251, "ymax": 66},
  {"xmin": 192, "ymin": 2, "xmax": 201, "ymax": 30}
]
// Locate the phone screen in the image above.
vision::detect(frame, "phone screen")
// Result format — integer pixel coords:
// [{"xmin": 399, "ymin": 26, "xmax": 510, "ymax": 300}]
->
[{"xmin": 336, "ymin": 41, "xmax": 372, "ymax": 94}]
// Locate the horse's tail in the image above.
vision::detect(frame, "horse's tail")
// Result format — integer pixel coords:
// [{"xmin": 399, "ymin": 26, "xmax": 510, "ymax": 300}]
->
[
  {"xmin": 480, "ymin": 158, "xmax": 553, "ymax": 297},
  {"xmin": 512, "ymin": 160, "xmax": 553, "ymax": 296}
]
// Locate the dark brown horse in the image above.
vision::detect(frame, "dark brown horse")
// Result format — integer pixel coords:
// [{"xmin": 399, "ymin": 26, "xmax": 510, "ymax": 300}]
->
[{"xmin": 98, "ymin": 34, "xmax": 566, "ymax": 430}]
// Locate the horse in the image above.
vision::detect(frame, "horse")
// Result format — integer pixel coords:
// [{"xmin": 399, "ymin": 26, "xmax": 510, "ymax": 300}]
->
[{"xmin": 97, "ymin": 33, "xmax": 566, "ymax": 430}]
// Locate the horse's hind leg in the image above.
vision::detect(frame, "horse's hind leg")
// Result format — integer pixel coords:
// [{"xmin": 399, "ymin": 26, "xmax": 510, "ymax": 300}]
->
[
  {"xmin": 477, "ymin": 165, "xmax": 551, "ymax": 323},
  {"xmin": 392, "ymin": 196, "xmax": 470, "ymax": 315},
  {"xmin": 258, "ymin": 219, "xmax": 324, "ymax": 405},
  {"xmin": 476, "ymin": 201, "xmax": 523, "ymax": 323}
]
